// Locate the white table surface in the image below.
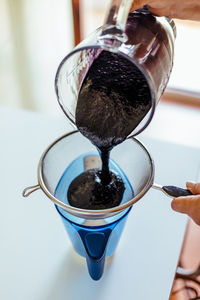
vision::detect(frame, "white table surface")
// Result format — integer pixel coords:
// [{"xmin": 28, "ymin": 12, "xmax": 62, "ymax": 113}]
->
[{"xmin": 1, "ymin": 105, "xmax": 200, "ymax": 300}]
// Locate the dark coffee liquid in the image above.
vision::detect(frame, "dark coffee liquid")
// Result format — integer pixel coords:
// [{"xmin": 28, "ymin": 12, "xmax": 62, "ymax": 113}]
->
[
  {"xmin": 68, "ymin": 51, "xmax": 151, "ymax": 209},
  {"xmin": 68, "ymin": 169, "xmax": 125, "ymax": 210}
]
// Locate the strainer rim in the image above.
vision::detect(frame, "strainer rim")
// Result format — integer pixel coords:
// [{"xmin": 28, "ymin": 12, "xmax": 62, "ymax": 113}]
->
[{"xmin": 37, "ymin": 131, "xmax": 155, "ymax": 218}]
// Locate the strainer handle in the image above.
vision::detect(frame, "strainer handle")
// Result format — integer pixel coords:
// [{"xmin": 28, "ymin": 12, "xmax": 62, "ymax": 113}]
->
[
  {"xmin": 22, "ymin": 184, "xmax": 40, "ymax": 197},
  {"xmin": 153, "ymin": 183, "xmax": 193, "ymax": 198}
]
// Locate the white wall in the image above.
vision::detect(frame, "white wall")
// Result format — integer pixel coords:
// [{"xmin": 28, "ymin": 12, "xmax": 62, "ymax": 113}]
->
[{"xmin": 0, "ymin": 0, "xmax": 74, "ymax": 114}]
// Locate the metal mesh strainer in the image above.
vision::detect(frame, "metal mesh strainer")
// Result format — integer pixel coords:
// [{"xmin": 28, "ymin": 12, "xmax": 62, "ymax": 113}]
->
[{"xmin": 23, "ymin": 131, "xmax": 154, "ymax": 220}]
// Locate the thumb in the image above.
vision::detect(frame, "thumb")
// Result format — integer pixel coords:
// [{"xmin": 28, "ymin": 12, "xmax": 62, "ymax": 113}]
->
[
  {"xmin": 171, "ymin": 195, "xmax": 200, "ymax": 226},
  {"xmin": 186, "ymin": 182, "xmax": 200, "ymax": 195}
]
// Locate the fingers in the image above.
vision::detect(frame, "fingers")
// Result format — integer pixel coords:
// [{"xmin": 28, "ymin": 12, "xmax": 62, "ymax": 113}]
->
[
  {"xmin": 130, "ymin": 0, "xmax": 147, "ymax": 12},
  {"xmin": 146, "ymin": 7, "xmax": 167, "ymax": 17},
  {"xmin": 130, "ymin": 1, "xmax": 168, "ymax": 18},
  {"xmin": 186, "ymin": 181, "xmax": 200, "ymax": 195},
  {"xmin": 171, "ymin": 195, "xmax": 200, "ymax": 226},
  {"xmin": 171, "ymin": 195, "xmax": 197, "ymax": 214},
  {"xmin": 130, "ymin": 0, "xmax": 199, "ymax": 20}
]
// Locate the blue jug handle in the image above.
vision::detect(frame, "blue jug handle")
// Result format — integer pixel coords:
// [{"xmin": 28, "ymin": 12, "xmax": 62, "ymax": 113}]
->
[{"xmin": 78, "ymin": 228, "xmax": 112, "ymax": 280}]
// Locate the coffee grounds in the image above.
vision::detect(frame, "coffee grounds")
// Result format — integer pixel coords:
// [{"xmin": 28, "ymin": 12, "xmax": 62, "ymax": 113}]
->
[{"xmin": 68, "ymin": 50, "xmax": 151, "ymax": 210}]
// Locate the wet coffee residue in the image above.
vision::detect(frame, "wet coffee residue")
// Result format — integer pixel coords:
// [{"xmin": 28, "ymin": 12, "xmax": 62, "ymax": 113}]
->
[{"xmin": 68, "ymin": 169, "xmax": 125, "ymax": 210}]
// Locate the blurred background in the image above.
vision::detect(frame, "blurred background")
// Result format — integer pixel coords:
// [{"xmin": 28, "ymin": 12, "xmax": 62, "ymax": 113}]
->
[{"xmin": 1, "ymin": 0, "xmax": 200, "ymax": 116}]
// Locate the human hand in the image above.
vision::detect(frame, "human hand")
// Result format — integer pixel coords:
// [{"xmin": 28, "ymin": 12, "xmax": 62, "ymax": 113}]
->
[
  {"xmin": 171, "ymin": 182, "xmax": 200, "ymax": 226},
  {"xmin": 130, "ymin": 0, "xmax": 200, "ymax": 21}
]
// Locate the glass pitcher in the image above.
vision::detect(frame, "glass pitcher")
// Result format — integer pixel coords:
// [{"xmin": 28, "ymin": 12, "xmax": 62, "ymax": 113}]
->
[{"xmin": 55, "ymin": 0, "xmax": 176, "ymax": 136}]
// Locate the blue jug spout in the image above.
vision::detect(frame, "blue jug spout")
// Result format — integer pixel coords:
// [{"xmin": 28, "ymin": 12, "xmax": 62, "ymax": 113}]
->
[{"xmin": 79, "ymin": 229, "xmax": 112, "ymax": 280}]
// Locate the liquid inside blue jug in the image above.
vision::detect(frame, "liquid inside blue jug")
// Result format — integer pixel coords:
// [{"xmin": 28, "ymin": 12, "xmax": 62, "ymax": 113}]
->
[{"xmin": 55, "ymin": 153, "xmax": 134, "ymax": 224}]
